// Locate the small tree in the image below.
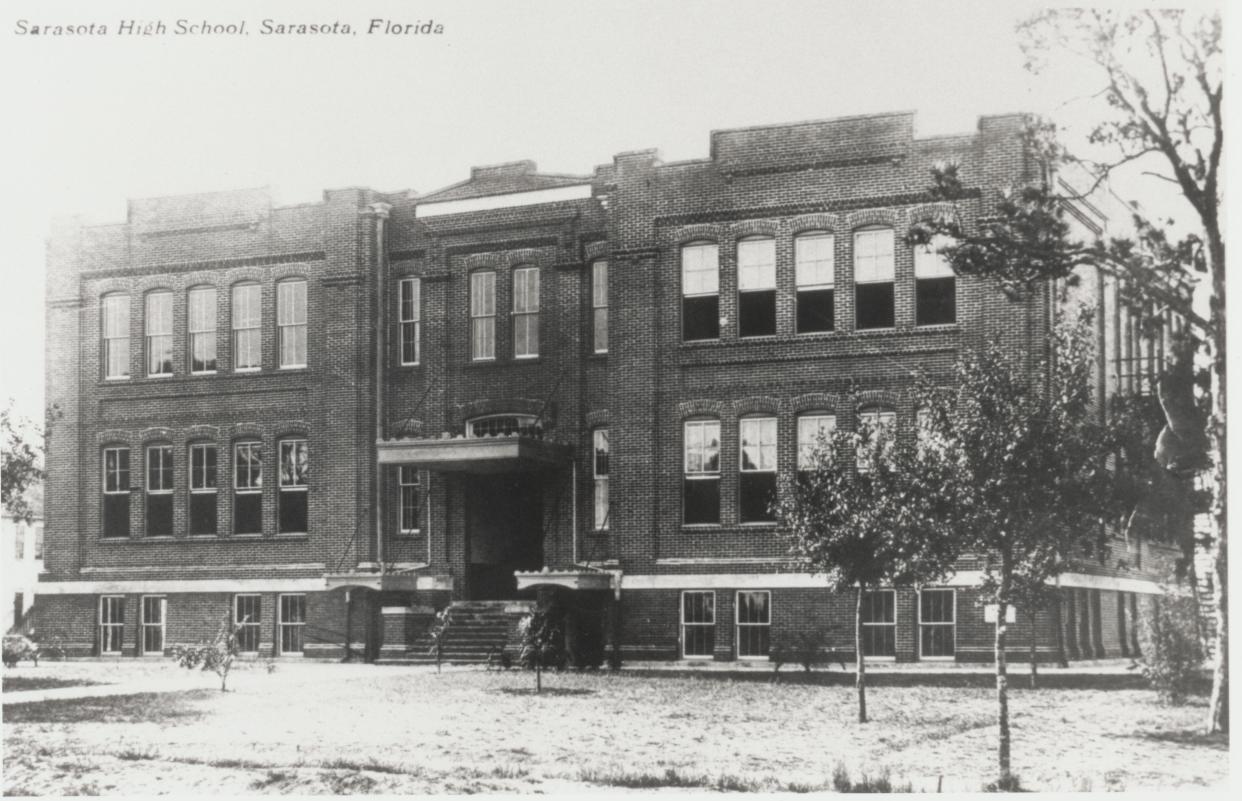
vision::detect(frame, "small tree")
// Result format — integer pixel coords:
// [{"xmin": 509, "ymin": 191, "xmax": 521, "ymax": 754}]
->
[
  {"xmin": 1, "ymin": 401, "xmax": 45, "ymax": 523},
  {"xmin": 426, "ymin": 608, "xmax": 452, "ymax": 674},
  {"xmin": 775, "ymin": 423, "xmax": 957, "ymax": 723},
  {"xmin": 517, "ymin": 606, "xmax": 564, "ymax": 694},
  {"xmin": 1137, "ymin": 590, "xmax": 1204, "ymax": 704},
  {"xmin": 171, "ymin": 612, "xmax": 245, "ymax": 692}
]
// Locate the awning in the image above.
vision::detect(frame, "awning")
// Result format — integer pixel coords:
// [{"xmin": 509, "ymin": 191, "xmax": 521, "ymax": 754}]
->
[{"xmin": 376, "ymin": 435, "xmax": 572, "ymax": 473}]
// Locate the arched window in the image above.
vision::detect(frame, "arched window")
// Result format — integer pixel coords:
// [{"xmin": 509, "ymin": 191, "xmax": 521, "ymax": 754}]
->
[
  {"xmin": 232, "ymin": 282, "xmax": 262, "ymax": 371},
  {"xmin": 683, "ymin": 418, "xmax": 721, "ymax": 524},
  {"xmin": 467, "ymin": 414, "xmax": 541, "ymax": 438},
  {"xmin": 101, "ymin": 445, "xmax": 131, "ymax": 538},
  {"xmin": 145, "ymin": 443, "xmax": 174, "ymax": 537},
  {"xmin": 681, "ymin": 242, "xmax": 719, "ymax": 341},
  {"xmin": 233, "ymin": 440, "xmax": 263, "ymax": 534},
  {"xmin": 856, "ymin": 407, "xmax": 896, "ymax": 472},
  {"xmin": 592, "ymin": 428, "xmax": 610, "ymax": 530},
  {"xmin": 591, "ymin": 260, "xmax": 609, "ymax": 354},
  {"xmin": 797, "ymin": 412, "xmax": 837, "ymax": 471},
  {"xmin": 101, "ymin": 293, "xmax": 130, "ymax": 379},
  {"xmin": 854, "ymin": 227, "xmax": 895, "ymax": 329},
  {"xmin": 795, "ymin": 232, "xmax": 834, "ymax": 333},
  {"xmin": 512, "ymin": 266, "xmax": 540, "ymax": 358},
  {"xmin": 737, "ymin": 236, "xmax": 776, "ymax": 337},
  {"xmin": 277, "ymin": 279, "xmax": 307, "ymax": 368},
  {"xmin": 188, "ymin": 285, "xmax": 217, "ymax": 373},
  {"xmin": 145, "ymin": 290, "xmax": 173, "ymax": 376},
  {"xmin": 470, "ymin": 271, "xmax": 496, "ymax": 360},
  {"xmin": 915, "ymin": 234, "xmax": 956, "ymax": 325},
  {"xmin": 279, "ymin": 438, "xmax": 309, "ymax": 534},
  {"xmin": 189, "ymin": 441, "xmax": 218, "ymax": 536}
]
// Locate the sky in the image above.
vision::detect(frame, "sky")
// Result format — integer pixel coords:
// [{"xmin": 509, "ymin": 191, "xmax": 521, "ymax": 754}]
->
[{"xmin": 0, "ymin": 0, "xmax": 1226, "ymax": 426}]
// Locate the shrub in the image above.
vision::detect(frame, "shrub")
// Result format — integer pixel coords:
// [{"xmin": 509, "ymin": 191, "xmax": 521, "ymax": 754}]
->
[
  {"xmin": 170, "ymin": 612, "xmax": 244, "ymax": 691},
  {"xmin": 1136, "ymin": 592, "xmax": 1204, "ymax": 704},
  {"xmin": 830, "ymin": 763, "xmax": 911, "ymax": 793},
  {"xmin": 3, "ymin": 633, "xmax": 39, "ymax": 667}
]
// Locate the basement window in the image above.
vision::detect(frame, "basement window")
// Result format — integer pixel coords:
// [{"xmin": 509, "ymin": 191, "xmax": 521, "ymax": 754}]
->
[
  {"xmin": 735, "ymin": 590, "xmax": 771, "ymax": 660},
  {"xmin": 737, "ymin": 237, "xmax": 776, "ymax": 337},
  {"xmin": 919, "ymin": 589, "xmax": 956, "ymax": 659},
  {"xmin": 861, "ymin": 590, "xmax": 896, "ymax": 657},
  {"xmin": 681, "ymin": 590, "xmax": 715, "ymax": 659}
]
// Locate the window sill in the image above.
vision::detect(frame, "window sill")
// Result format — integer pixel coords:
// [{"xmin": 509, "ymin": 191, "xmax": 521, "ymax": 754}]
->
[
  {"xmin": 279, "ymin": 365, "xmax": 308, "ymax": 371},
  {"xmin": 681, "ymin": 523, "xmax": 722, "ymax": 529},
  {"xmin": 275, "ymin": 533, "xmax": 310, "ymax": 539},
  {"xmin": 232, "ymin": 533, "xmax": 265, "ymax": 539},
  {"xmin": 190, "ymin": 371, "xmax": 218, "ymax": 377},
  {"xmin": 146, "ymin": 374, "xmax": 174, "ymax": 379},
  {"xmin": 738, "ymin": 521, "xmax": 778, "ymax": 528}
]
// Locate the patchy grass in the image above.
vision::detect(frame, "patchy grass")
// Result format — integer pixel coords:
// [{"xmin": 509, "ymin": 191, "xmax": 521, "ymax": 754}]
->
[
  {"xmin": 2, "ymin": 662, "xmax": 1228, "ymax": 794},
  {"xmin": 2, "ymin": 676, "xmax": 103, "ymax": 693}
]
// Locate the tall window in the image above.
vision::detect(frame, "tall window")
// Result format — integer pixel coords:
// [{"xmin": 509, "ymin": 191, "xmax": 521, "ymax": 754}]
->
[
  {"xmin": 399, "ymin": 277, "xmax": 421, "ymax": 365},
  {"xmin": 736, "ymin": 590, "xmax": 771, "ymax": 660},
  {"xmin": 279, "ymin": 439, "xmax": 309, "ymax": 534},
  {"xmin": 102, "ymin": 447, "xmax": 131, "ymax": 538},
  {"xmin": 854, "ymin": 228, "xmax": 895, "ymax": 329},
  {"xmin": 856, "ymin": 408, "xmax": 896, "ymax": 473},
  {"xmin": 145, "ymin": 444, "xmax": 173, "ymax": 537},
  {"xmin": 919, "ymin": 589, "xmax": 956, "ymax": 658},
  {"xmin": 188, "ymin": 286, "xmax": 217, "ymax": 373},
  {"xmin": 99, "ymin": 596, "xmax": 125, "ymax": 655},
  {"xmin": 797, "ymin": 414, "xmax": 837, "ymax": 471},
  {"xmin": 683, "ymin": 419, "xmax": 721, "ymax": 525},
  {"xmin": 593, "ymin": 428, "xmax": 610, "ymax": 530},
  {"xmin": 234, "ymin": 441, "xmax": 262, "ymax": 535},
  {"xmin": 102, "ymin": 293, "xmax": 130, "ymax": 379},
  {"xmin": 234, "ymin": 595, "xmax": 261, "ymax": 653},
  {"xmin": 278, "ymin": 279, "xmax": 307, "ymax": 368},
  {"xmin": 470, "ymin": 271, "xmax": 496, "ymax": 360},
  {"xmin": 861, "ymin": 590, "xmax": 896, "ymax": 657},
  {"xmin": 915, "ymin": 235, "xmax": 956, "ymax": 325},
  {"xmin": 737, "ymin": 237, "xmax": 776, "ymax": 337},
  {"xmin": 189, "ymin": 443, "xmax": 218, "ymax": 536},
  {"xmin": 141, "ymin": 596, "xmax": 166, "ymax": 655},
  {"xmin": 681, "ymin": 243, "xmax": 719, "ymax": 341},
  {"xmin": 399, "ymin": 466, "xmax": 421, "ymax": 534},
  {"xmin": 145, "ymin": 291, "xmax": 174, "ymax": 376},
  {"xmin": 278, "ymin": 594, "xmax": 306, "ymax": 655},
  {"xmin": 681, "ymin": 590, "xmax": 715, "ymax": 659},
  {"xmin": 232, "ymin": 283, "xmax": 262, "ymax": 371},
  {"xmin": 512, "ymin": 266, "xmax": 540, "ymax": 358},
  {"xmin": 796, "ymin": 232, "xmax": 835, "ymax": 333},
  {"xmin": 739, "ymin": 417, "xmax": 777, "ymax": 523},
  {"xmin": 592, "ymin": 260, "xmax": 608, "ymax": 353}
]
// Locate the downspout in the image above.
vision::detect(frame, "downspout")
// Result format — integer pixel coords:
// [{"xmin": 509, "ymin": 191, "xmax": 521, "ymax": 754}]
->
[
  {"xmin": 571, "ymin": 457, "xmax": 578, "ymax": 564},
  {"xmin": 369, "ymin": 202, "xmax": 393, "ymax": 575}
]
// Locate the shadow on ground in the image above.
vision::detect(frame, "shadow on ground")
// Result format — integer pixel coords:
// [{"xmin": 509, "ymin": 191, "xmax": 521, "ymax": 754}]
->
[
  {"xmin": 624, "ymin": 669, "xmax": 1157, "ymax": 690},
  {"xmin": 2, "ymin": 690, "xmax": 213, "ymax": 724}
]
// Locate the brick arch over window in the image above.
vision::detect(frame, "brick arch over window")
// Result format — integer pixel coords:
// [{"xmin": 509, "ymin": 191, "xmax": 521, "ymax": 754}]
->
[
  {"xmin": 185, "ymin": 425, "xmax": 223, "ymax": 442},
  {"xmin": 792, "ymin": 392, "xmax": 842, "ymax": 415},
  {"xmin": 669, "ymin": 224, "xmax": 725, "ymax": 247},
  {"xmin": 789, "ymin": 213, "xmax": 841, "ymax": 235},
  {"xmin": 96, "ymin": 429, "xmax": 136, "ymax": 447},
  {"xmin": 677, "ymin": 399, "xmax": 727, "ymax": 420},
  {"xmin": 584, "ymin": 409, "xmax": 610, "ymax": 428},
  {"xmin": 853, "ymin": 390, "xmax": 902, "ymax": 413},
  {"xmin": 274, "ymin": 421, "xmax": 310, "ymax": 439},
  {"xmin": 93, "ymin": 278, "xmax": 134, "ymax": 297},
  {"xmin": 729, "ymin": 220, "xmax": 780, "ymax": 239},
  {"xmin": 845, "ymin": 208, "xmax": 902, "ymax": 231},
  {"xmin": 732, "ymin": 396, "xmax": 781, "ymax": 416},
  {"xmin": 230, "ymin": 422, "xmax": 265, "ymax": 440},
  {"xmin": 583, "ymin": 242, "xmax": 611, "ymax": 263},
  {"xmin": 462, "ymin": 252, "xmax": 506, "ymax": 271},
  {"xmin": 272, "ymin": 270, "xmax": 310, "ymax": 285},
  {"xmin": 905, "ymin": 202, "xmax": 958, "ymax": 227},
  {"xmin": 139, "ymin": 427, "xmax": 176, "ymax": 445},
  {"xmin": 226, "ymin": 267, "xmax": 268, "ymax": 286}
]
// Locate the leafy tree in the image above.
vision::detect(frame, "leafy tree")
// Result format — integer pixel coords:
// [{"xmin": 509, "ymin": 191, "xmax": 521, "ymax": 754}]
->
[
  {"xmin": 425, "ymin": 607, "xmax": 452, "ymax": 674},
  {"xmin": 1016, "ymin": 8, "xmax": 1226, "ymax": 734},
  {"xmin": 913, "ymin": 324, "xmax": 1121, "ymax": 783},
  {"xmin": 1, "ymin": 401, "xmax": 44, "ymax": 523},
  {"xmin": 171, "ymin": 612, "xmax": 245, "ymax": 692},
  {"xmin": 775, "ymin": 422, "xmax": 958, "ymax": 723},
  {"xmin": 517, "ymin": 606, "xmax": 564, "ymax": 694}
]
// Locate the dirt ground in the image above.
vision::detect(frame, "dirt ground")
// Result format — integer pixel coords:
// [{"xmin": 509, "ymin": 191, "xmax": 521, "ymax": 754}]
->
[{"xmin": 1, "ymin": 660, "xmax": 1229, "ymax": 794}]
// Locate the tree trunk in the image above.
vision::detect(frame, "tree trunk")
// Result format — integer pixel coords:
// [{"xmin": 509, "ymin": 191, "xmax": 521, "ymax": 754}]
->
[
  {"xmin": 1206, "ymin": 231, "xmax": 1227, "ymax": 735},
  {"xmin": 855, "ymin": 585, "xmax": 867, "ymax": 724},
  {"xmin": 1053, "ymin": 577, "xmax": 1068, "ymax": 668},
  {"xmin": 536, "ymin": 655, "xmax": 542, "ymax": 694},
  {"xmin": 996, "ymin": 571, "xmax": 1012, "ymax": 783},
  {"xmin": 1028, "ymin": 609, "xmax": 1038, "ymax": 690}
]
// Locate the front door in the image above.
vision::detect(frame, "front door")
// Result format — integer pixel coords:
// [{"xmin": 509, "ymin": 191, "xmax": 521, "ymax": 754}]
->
[{"xmin": 466, "ymin": 472, "xmax": 543, "ymax": 600}]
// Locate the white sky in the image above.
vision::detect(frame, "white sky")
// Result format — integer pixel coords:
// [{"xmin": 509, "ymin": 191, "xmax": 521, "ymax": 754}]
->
[{"xmin": 0, "ymin": 0, "xmax": 1226, "ymax": 425}]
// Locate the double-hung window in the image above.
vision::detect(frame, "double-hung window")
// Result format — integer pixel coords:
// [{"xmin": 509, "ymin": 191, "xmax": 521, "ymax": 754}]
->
[
  {"xmin": 234, "ymin": 594, "xmax": 261, "ymax": 653},
  {"xmin": 232, "ymin": 283, "xmax": 262, "ymax": 371},
  {"xmin": 739, "ymin": 417, "xmax": 777, "ymax": 523},
  {"xmin": 470, "ymin": 271, "xmax": 496, "ymax": 360},
  {"xmin": 399, "ymin": 466, "xmax": 421, "ymax": 534},
  {"xmin": 592, "ymin": 428, "xmax": 610, "ymax": 530},
  {"xmin": 102, "ymin": 447, "xmax": 131, "ymax": 538},
  {"xmin": 591, "ymin": 261, "xmax": 608, "ymax": 353},
  {"xmin": 681, "ymin": 243, "xmax": 719, "ymax": 341},
  {"xmin": 145, "ymin": 291, "xmax": 174, "ymax": 376},
  {"xmin": 681, "ymin": 590, "xmax": 715, "ymax": 659},
  {"xmin": 141, "ymin": 596, "xmax": 166, "ymax": 655},
  {"xmin": 512, "ymin": 266, "xmax": 540, "ymax": 358},
  {"xmin": 99, "ymin": 596, "xmax": 125, "ymax": 655},
  {"xmin": 145, "ymin": 444, "xmax": 173, "ymax": 537},
  {"xmin": 278, "ymin": 439, "xmax": 308, "ymax": 534},
  {"xmin": 102, "ymin": 293, "xmax": 130, "ymax": 379},
  {"xmin": 796, "ymin": 232, "xmax": 835, "ymax": 333},
  {"xmin": 737, "ymin": 237, "xmax": 776, "ymax": 337},
  {"xmin": 234, "ymin": 442, "xmax": 262, "ymax": 535},
  {"xmin": 861, "ymin": 590, "xmax": 896, "ymax": 657},
  {"xmin": 278, "ymin": 594, "xmax": 306, "ymax": 655},
  {"xmin": 188, "ymin": 286, "xmax": 217, "ymax": 373},
  {"xmin": 399, "ymin": 277, "xmax": 421, "ymax": 366},
  {"xmin": 856, "ymin": 408, "xmax": 896, "ymax": 473},
  {"xmin": 683, "ymin": 420, "xmax": 720, "ymax": 525},
  {"xmin": 854, "ymin": 228, "xmax": 895, "ymax": 329},
  {"xmin": 797, "ymin": 414, "xmax": 837, "ymax": 473},
  {"xmin": 915, "ymin": 235, "xmax": 956, "ymax": 325},
  {"xmin": 278, "ymin": 280, "xmax": 307, "ymax": 368},
  {"xmin": 189, "ymin": 443, "xmax": 218, "ymax": 536},
  {"xmin": 735, "ymin": 590, "xmax": 771, "ymax": 660},
  {"xmin": 919, "ymin": 589, "xmax": 956, "ymax": 658}
]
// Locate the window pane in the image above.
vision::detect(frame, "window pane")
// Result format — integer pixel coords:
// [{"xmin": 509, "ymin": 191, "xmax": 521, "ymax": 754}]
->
[
  {"xmin": 513, "ymin": 268, "xmax": 540, "ymax": 313},
  {"xmin": 146, "ymin": 292, "xmax": 174, "ymax": 375},
  {"xmin": 797, "ymin": 415, "xmax": 836, "ymax": 469},
  {"xmin": 277, "ymin": 281, "xmax": 307, "ymax": 325},
  {"xmin": 683, "ymin": 478, "xmax": 720, "ymax": 525},
  {"xmin": 739, "ymin": 472, "xmax": 776, "ymax": 523},
  {"xmin": 795, "ymin": 233, "xmax": 834, "ymax": 287},
  {"xmin": 279, "ymin": 490, "xmax": 308, "ymax": 534},
  {"xmin": 862, "ymin": 591, "xmax": 895, "ymax": 624},
  {"xmin": 740, "ymin": 418, "xmax": 777, "ymax": 471},
  {"xmin": 103, "ymin": 294, "xmax": 130, "ymax": 378},
  {"xmin": 797, "ymin": 288, "xmax": 834, "ymax": 333},
  {"xmin": 592, "ymin": 261, "xmax": 608, "ymax": 353},
  {"xmin": 914, "ymin": 237, "xmax": 955, "ymax": 279},
  {"xmin": 681, "ymin": 244, "xmax": 719, "ymax": 296},
  {"xmin": 737, "ymin": 238, "xmax": 776, "ymax": 291},
  {"xmin": 854, "ymin": 229, "xmax": 895, "ymax": 283},
  {"xmin": 917, "ymin": 277, "xmax": 956, "ymax": 326},
  {"xmin": 190, "ymin": 493, "xmax": 217, "ymax": 536},
  {"xmin": 856, "ymin": 410, "xmax": 896, "ymax": 472},
  {"xmin": 683, "ymin": 295, "xmax": 719, "ymax": 341},
  {"xmin": 855, "ymin": 282, "xmax": 895, "ymax": 330},
  {"xmin": 280, "ymin": 441, "xmax": 309, "ymax": 487},
  {"xmin": 738, "ymin": 290, "xmax": 776, "ymax": 337}
]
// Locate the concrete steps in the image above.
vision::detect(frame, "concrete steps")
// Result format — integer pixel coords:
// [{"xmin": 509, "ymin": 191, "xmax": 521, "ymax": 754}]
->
[{"xmin": 377, "ymin": 601, "xmax": 532, "ymax": 665}]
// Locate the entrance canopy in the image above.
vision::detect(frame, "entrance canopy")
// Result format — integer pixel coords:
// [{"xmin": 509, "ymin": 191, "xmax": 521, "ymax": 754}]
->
[{"xmin": 376, "ymin": 434, "xmax": 572, "ymax": 473}]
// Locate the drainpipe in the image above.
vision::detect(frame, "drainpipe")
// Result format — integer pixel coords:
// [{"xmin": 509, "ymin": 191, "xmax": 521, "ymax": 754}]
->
[
  {"xmin": 369, "ymin": 202, "xmax": 393, "ymax": 576},
  {"xmin": 571, "ymin": 457, "xmax": 578, "ymax": 564}
]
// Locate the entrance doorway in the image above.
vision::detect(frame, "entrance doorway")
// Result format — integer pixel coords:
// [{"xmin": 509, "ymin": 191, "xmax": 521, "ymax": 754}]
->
[{"xmin": 466, "ymin": 472, "xmax": 543, "ymax": 600}]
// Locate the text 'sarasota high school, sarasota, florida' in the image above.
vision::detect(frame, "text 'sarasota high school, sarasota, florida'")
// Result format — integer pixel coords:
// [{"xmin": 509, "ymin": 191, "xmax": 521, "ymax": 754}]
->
[{"xmin": 36, "ymin": 111, "xmax": 1176, "ymax": 664}]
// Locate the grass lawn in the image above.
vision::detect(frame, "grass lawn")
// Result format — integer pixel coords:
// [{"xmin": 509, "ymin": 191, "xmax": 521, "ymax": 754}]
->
[
  {"xmin": 1, "ymin": 677, "xmax": 103, "ymax": 694},
  {"xmin": 2, "ymin": 661, "xmax": 1229, "ymax": 795}
]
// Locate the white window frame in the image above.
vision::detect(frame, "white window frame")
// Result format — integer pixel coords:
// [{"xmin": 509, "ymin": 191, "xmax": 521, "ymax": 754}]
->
[
  {"xmin": 189, "ymin": 442, "xmax": 218, "ymax": 536},
  {"xmin": 399, "ymin": 277, "xmax": 421, "ymax": 366},
  {"xmin": 140, "ymin": 595, "xmax": 166, "ymax": 656},
  {"xmin": 797, "ymin": 414, "xmax": 837, "ymax": 471},
  {"xmin": 232, "ymin": 282, "xmax": 262, "ymax": 372},
  {"xmin": 591, "ymin": 260, "xmax": 608, "ymax": 354},
  {"xmin": 918, "ymin": 588, "xmax": 957, "ymax": 661},
  {"xmin": 145, "ymin": 444, "xmax": 174, "ymax": 538},
  {"xmin": 145, "ymin": 290, "xmax": 174, "ymax": 377},
  {"xmin": 681, "ymin": 242, "xmax": 720, "ymax": 342},
  {"xmin": 102, "ymin": 446, "xmax": 131, "ymax": 538},
  {"xmin": 102, "ymin": 293, "xmax": 130, "ymax": 380},
  {"xmin": 188, "ymin": 286, "xmax": 217, "ymax": 374},
  {"xmin": 735, "ymin": 590, "xmax": 771, "ymax": 661},
  {"xmin": 234, "ymin": 594, "xmax": 262, "ymax": 654},
  {"xmin": 278, "ymin": 593, "xmax": 306, "ymax": 656},
  {"xmin": 592, "ymin": 428, "xmax": 609, "ymax": 530},
  {"xmin": 861, "ymin": 589, "xmax": 897, "ymax": 661},
  {"xmin": 683, "ymin": 419, "xmax": 721, "ymax": 526},
  {"xmin": 737, "ymin": 237, "xmax": 776, "ymax": 338},
  {"xmin": 795, "ymin": 232, "xmax": 835, "ymax": 289},
  {"xmin": 233, "ymin": 441, "xmax": 263, "ymax": 536},
  {"xmin": 738, "ymin": 416, "xmax": 777, "ymax": 524},
  {"xmin": 856, "ymin": 408, "xmax": 897, "ymax": 473},
  {"xmin": 99, "ymin": 595, "xmax": 125, "ymax": 655},
  {"xmin": 470, "ymin": 271, "xmax": 496, "ymax": 361},
  {"xmin": 512, "ymin": 266, "xmax": 540, "ymax": 359},
  {"xmin": 399, "ymin": 465, "xmax": 421, "ymax": 534},
  {"xmin": 278, "ymin": 439, "xmax": 309, "ymax": 535},
  {"xmin": 853, "ymin": 227, "xmax": 895, "ymax": 284},
  {"xmin": 680, "ymin": 590, "xmax": 716, "ymax": 660},
  {"xmin": 277, "ymin": 279, "xmax": 307, "ymax": 369}
]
